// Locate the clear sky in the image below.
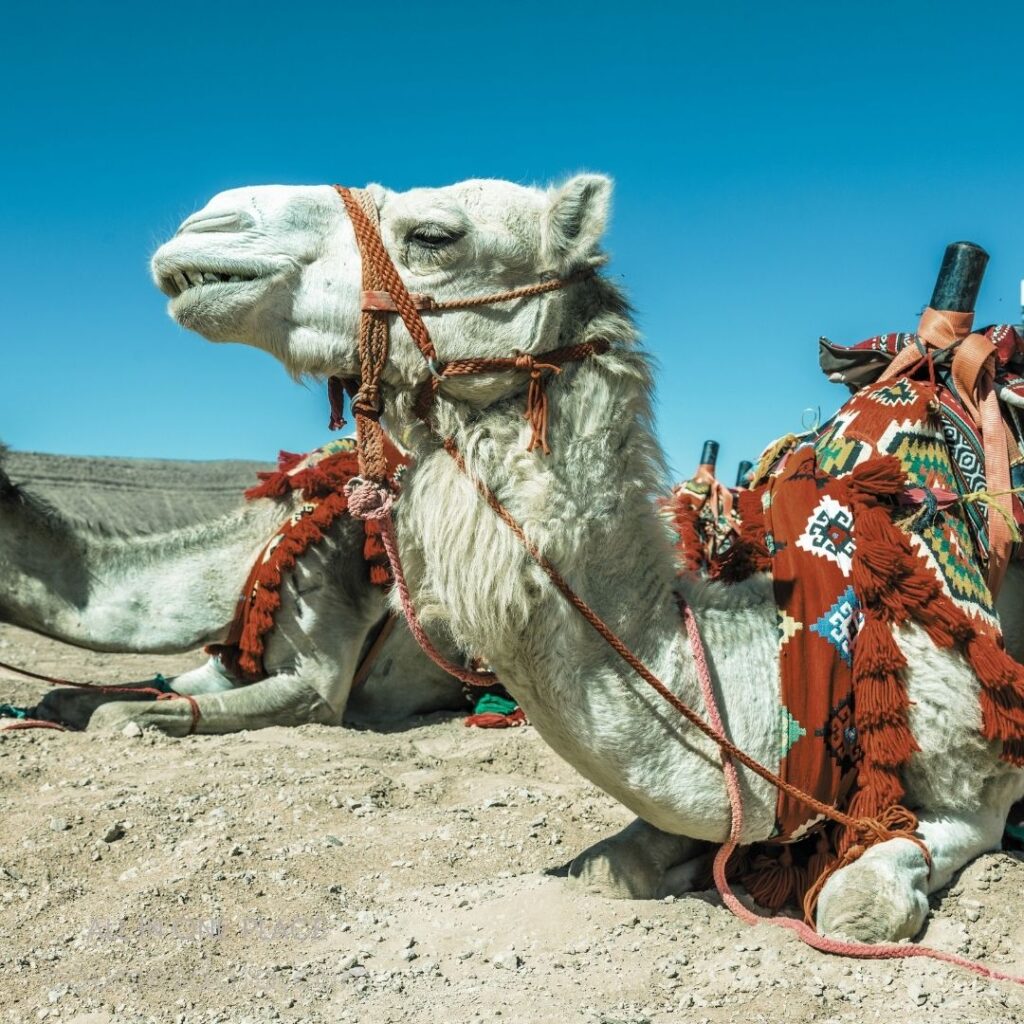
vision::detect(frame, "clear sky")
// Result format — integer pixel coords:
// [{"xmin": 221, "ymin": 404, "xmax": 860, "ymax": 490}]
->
[{"xmin": 3, "ymin": 2, "xmax": 1023, "ymax": 482}]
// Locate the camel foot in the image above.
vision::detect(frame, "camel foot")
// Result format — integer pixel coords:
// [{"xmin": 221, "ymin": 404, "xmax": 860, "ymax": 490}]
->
[
  {"xmin": 815, "ymin": 840, "xmax": 929, "ymax": 943},
  {"xmin": 87, "ymin": 699, "xmax": 193, "ymax": 737},
  {"xmin": 568, "ymin": 818, "xmax": 706, "ymax": 900},
  {"xmin": 34, "ymin": 687, "xmax": 152, "ymax": 731}
]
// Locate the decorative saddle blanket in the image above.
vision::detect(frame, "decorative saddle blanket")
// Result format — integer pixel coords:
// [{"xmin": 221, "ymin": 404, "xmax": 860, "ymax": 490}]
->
[
  {"xmin": 665, "ymin": 325, "xmax": 1024, "ymax": 911},
  {"xmin": 819, "ymin": 323, "xmax": 1024, "ymax": 563}
]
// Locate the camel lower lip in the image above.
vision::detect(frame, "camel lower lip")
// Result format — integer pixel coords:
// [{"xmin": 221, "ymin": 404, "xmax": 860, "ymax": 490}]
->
[{"xmin": 169, "ymin": 278, "xmax": 263, "ymax": 308}]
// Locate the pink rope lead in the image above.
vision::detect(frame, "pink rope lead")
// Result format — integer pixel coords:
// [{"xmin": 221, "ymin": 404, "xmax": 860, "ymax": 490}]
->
[
  {"xmin": 344, "ymin": 477, "xmax": 496, "ymax": 689},
  {"xmin": 682, "ymin": 601, "xmax": 1024, "ymax": 983}
]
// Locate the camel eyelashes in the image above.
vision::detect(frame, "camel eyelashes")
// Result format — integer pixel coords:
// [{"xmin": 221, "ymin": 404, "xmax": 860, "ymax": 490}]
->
[{"xmin": 406, "ymin": 224, "xmax": 466, "ymax": 249}]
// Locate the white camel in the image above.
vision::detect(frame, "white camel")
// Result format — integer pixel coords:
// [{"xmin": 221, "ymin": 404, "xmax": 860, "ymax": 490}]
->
[
  {"xmin": 151, "ymin": 175, "xmax": 1024, "ymax": 942},
  {"xmin": 0, "ymin": 445, "xmax": 464, "ymax": 734}
]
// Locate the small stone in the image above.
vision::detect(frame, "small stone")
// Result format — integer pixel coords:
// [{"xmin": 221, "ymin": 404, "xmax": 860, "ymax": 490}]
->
[
  {"xmin": 400, "ymin": 948, "xmax": 418, "ymax": 962},
  {"xmin": 492, "ymin": 950, "xmax": 522, "ymax": 970},
  {"xmin": 908, "ymin": 982, "xmax": 929, "ymax": 1006},
  {"xmin": 102, "ymin": 824, "xmax": 125, "ymax": 843},
  {"xmin": 49, "ymin": 818, "xmax": 69, "ymax": 833},
  {"xmin": 121, "ymin": 722, "xmax": 143, "ymax": 738},
  {"xmin": 338, "ymin": 954, "xmax": 359, "ymax": 971}
]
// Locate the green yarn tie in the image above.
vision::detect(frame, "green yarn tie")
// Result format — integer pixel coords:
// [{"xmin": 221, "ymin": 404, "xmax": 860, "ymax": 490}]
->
[{"xmin": 472, "ymin": 691, "xmax": 519, "ymax": 717}]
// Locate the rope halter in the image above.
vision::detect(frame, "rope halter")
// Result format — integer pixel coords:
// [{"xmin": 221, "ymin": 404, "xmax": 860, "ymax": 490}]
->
[{"xmin": 330, "ymin": 185, "xmax": 607, "ymax": 479}]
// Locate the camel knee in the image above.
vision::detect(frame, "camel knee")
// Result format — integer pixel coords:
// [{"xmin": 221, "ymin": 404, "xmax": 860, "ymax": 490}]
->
[
  {"xmin": 816, "ymin": 839, "xmax": 929, "ymax": 943},
  {"xmin": 569, "ymin": 819, "xmax": 701, "ymax": 900}
]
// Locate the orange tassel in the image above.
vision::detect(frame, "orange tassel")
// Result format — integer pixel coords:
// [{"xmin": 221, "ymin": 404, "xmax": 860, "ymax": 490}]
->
[{"xmin": 743, "ymin": 846, "xmax": 806, "ymax": 911}]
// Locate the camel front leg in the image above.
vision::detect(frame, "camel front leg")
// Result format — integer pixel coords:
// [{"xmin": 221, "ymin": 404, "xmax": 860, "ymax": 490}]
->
[
  {"xmin": 815, "ymin": 804, "xmax": 1010, "ymax": 942},
  {"xmin": 85, "ymin": 671, "xmax": 336, "ymax": 737},
  {"xmin": 568, "ymin": 818, "xmax": 712, "ymax": 899},
  {"xmin": 33, "ymin": 657, "xmax": 237, "ymax": 730}
]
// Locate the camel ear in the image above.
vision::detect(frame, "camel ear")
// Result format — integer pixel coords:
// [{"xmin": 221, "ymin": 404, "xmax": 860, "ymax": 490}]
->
[{"xmin": 543, "ymin": 174, "xmax": 612, "ymax": 269}]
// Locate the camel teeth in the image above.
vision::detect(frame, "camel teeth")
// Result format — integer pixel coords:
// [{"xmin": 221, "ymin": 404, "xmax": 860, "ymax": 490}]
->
[
  {"xmin": 186, "ymin": 270, "xmax": 205, "ymax": 288},
  {"xmin": 203, "ymin": 272, "xmax": 220, "ymax": 284},
  {"xmin": 228, "ymin": 275, "xmax": 242, "ymax": 283},
  {"xmin": 173, "ymin": 272, "xmax": 189, "ymax": 295}
]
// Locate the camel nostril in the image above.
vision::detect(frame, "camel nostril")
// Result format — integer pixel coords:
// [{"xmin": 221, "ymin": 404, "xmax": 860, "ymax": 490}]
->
[{"xmin": 176, "ymin": 210, "xmax": 255, "ymax": 236}]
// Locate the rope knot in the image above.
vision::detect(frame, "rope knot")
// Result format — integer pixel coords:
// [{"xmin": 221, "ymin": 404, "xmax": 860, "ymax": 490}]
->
[
  {"xmin": 345, "ymin": 477, "xmax": 396, "ymax": 521},
  {"xmin": 352, "ymin": 384, "xmax": 382, "ymax": 418},
  {"xmin": 514, "ymin": 352, "xmax": 561, "ymax": 455},
  {"xmin": 851, "ymin": 806, "xmax": 931, "ymax": 869}
]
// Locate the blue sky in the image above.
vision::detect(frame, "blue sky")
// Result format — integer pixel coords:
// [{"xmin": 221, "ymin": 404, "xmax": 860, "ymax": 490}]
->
[{"xmin": 3, "ymin": 2, "xmax": 1023, "ymax": 481}]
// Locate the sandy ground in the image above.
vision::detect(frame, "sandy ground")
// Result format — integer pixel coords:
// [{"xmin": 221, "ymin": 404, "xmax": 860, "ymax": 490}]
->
[{"xmin": 2, "ymin": 624, "xmax": 1024, "ymax": 1024}]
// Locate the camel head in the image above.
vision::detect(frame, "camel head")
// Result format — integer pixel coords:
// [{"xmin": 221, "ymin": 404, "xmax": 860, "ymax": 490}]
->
[{"xmin": 151, "ymin": 176, "xmax": 613, "ymax": 388}]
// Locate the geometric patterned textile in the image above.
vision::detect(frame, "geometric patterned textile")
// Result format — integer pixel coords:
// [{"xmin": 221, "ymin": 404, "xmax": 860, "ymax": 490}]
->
[
  {"xmin": 819, "ymin": 322, "xmax": 1024, "ymax": 568},
  {"xmin": 760, "ymin": 445, "xmax": 861, "ymax": 841},
  {"xmin": 742, "ymin": 355, "xmax": 1020, "ymax": 841},
  {"xmin": 815, "ymin": 377, "xmax": 999, "ymax": 628},
  {"xmin": 715, "ymin": 322, "xmax": 1024, "ymax": 910}
]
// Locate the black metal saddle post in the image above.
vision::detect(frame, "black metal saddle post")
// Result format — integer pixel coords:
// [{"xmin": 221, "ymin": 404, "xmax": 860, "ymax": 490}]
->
[{"xmin": 929, "ymin": 240, "xmax": 988, "ymax": 313}]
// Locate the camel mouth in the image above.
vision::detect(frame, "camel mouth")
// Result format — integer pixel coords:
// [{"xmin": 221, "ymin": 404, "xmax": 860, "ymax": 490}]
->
[{"xmin": 157, "ymin": 266, "xmax": 264, "ymax": 300}]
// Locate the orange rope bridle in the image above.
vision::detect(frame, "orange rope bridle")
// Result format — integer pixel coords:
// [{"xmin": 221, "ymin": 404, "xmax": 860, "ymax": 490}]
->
[{"xmin": 332, "ymin": 185, "xmax": 604, "ymax": 470}]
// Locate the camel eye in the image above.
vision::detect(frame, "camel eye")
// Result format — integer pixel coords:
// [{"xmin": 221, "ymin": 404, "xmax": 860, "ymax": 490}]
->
[{"xmin": 407, "ymin": 223, "xmax": 465, "ymax": 249}]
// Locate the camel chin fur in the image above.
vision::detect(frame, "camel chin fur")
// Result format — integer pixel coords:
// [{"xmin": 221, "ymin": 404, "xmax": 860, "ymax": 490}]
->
[
  {"xmin": 152, "ymin": 174, "xmax": 1024, "ymax": 941},
  {"xmin": 0, "ymin": 451, "xmax": 464, "ymax": 734}
]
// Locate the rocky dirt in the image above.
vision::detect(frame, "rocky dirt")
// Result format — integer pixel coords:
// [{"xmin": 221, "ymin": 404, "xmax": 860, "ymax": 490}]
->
[{"xmin": 2, "ymin": 625, "xmax": 1024, "ymax": 1024}]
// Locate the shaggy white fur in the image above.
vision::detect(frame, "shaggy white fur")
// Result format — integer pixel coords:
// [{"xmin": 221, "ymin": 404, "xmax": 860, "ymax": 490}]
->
[
  {"xmin": 0, "ymin": 455, "xmax": 463, "ymax": 734},
  {"xmin": 151, "ymin": 175, "xmax": 1024, "ymax": 940}
]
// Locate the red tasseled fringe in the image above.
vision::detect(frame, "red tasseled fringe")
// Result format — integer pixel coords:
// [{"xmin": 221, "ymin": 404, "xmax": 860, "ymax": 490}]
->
[
  {"xmin": 663, "ymin": 496, "xmax": 705, "ymax": 574},
  {"xmin": 742, "ymin": 846, "xmax": 806, "ymax": 911},
  {"xmin": 245, "ymin": 449, "xmax": 360, "ymax": 501},
  {"xmin": 712, "ymin": 488, "xmax": 771, "ymax": 582},
  {"xmin": 213, "ymin": 444, "xmax": 409, "ymax": 682},
  {"xmin": 235, "ymin": 489, "xmax": 353, "ymax": 679},
  {"xmin": 464, "ymin": 709, "xmax": 528, "ymax": 729},
  {"xmin": 825, "ymin": 455, "xmax": 1024, "ymax": 859},
  {"xmin": 720, "ymin": 452, "xmax": 1024, "ymax": 913}
]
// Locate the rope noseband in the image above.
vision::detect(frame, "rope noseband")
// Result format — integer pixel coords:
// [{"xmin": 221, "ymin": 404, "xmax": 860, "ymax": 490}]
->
[{"xmin": 332, "ymin": 185, "xmax": 605, "ymax": 468}]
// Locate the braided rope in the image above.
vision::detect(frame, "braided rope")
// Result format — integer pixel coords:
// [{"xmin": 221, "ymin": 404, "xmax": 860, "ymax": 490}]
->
[
  {"xmin": 335, "ymin": 186, "xmax": 437, "ymax": 364},
  {"xmin": 427, "ymin": 269, "xmax": 595, "ymax": 311}
]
